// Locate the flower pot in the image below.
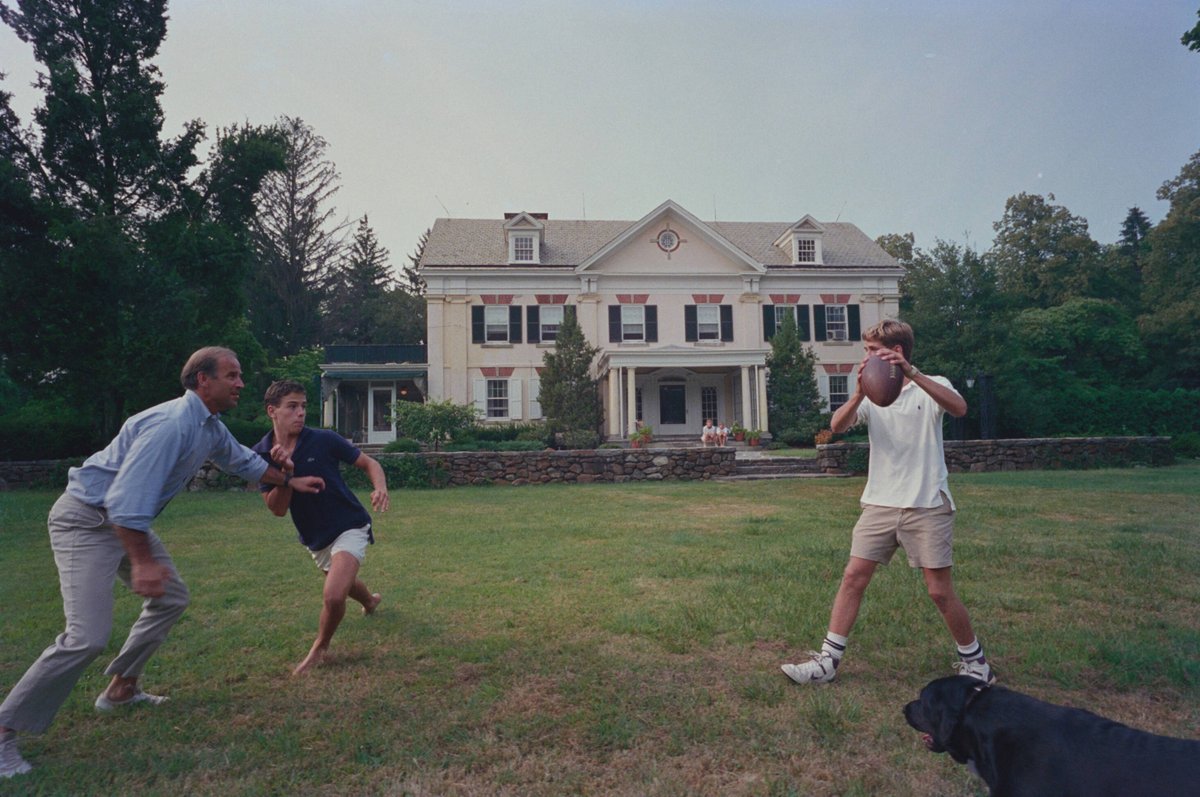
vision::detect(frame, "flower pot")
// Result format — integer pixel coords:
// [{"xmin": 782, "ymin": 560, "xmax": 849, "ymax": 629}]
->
[{"xmin": 733, "ymin": 432, "xmax": 745, "ymax": 442}]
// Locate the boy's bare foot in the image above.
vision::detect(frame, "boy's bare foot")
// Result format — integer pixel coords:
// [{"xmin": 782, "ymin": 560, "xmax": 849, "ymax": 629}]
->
[
  {"xmin": 363, "ymin": 593, "xmax": 382, "ymax": 615},
  {"xmin": 292, "ymin": 645, "xmax": 329, "ymax": 676}
]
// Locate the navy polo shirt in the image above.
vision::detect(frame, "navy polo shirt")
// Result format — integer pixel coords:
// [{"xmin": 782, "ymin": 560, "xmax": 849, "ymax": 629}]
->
[{"xmin": 254, "ymin": 427, "xmax": 374, "ymax": 552}]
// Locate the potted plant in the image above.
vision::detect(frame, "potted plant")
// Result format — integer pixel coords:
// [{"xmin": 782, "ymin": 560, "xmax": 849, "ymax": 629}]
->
[
  {"xmin": 731, "ymin": 423, "xmax": 746, "ymax": 442},
  {"xmin": 630, "ymin": 424, "xmax": 653, "ymax": 449},
  {"xmin": 746, "ymin": 429, "xmax": 762, "ymax": 446}
]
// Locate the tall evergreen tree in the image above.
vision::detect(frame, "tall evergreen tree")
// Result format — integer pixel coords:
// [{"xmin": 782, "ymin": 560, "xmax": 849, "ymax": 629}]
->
[
  {"xmin": 324, "ymin": 215, "xmax": 394, "ymax": 342},
  {"xmin": 249, "ymin": 115, "xmax": 348, "ymax": 357},
  {"xmin": 402, "ymin": 226, "xmax": 429, "ymax": 296},
  {"xmin": 765, "ymin": 312, "xmax": 823, "ymax": 435},
  {"xmin": 0, "ymin": 0, "xmax": 283, "ymax": 438},
  {"xmin": 538, "ymin": 311, "xmax": 602, "ymax": 447}
]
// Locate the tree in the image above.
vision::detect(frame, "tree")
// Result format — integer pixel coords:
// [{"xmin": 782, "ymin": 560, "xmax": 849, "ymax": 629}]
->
[
  {"xmin": 248, "ymin": 115, "xmax": 348, "ymax": 357},
  {"xmin": 538, "ymin": 311, "xmax": 602, "ymax": 447},
  {"xmin": 324, "ymin": 215, "xmax": 395, "ymax": 342},
  {"xmin": 1183, "ymin": 8, "xmax": 1200, "ymax": 51},
  {"xmin": 875, "ymin": 231, "xmax": 915, "ymax": 267},
  {"xmin": 1139, "ymin": 150, "xmax": 1200, "ymax": 387},
  {"xmin": 990, "ymin": 193, "xmax": 1102, "ymax": 308},
  {"xmin": 401, "ymin": 226, "xmax": 429, "ymax": 296},
  {"xmin": 765, "ymin": 312, "xmax": 823, "ymax": 436},
  {"xmin": 0, "ymin": 1, "xmax": 283, "ymax": 438}
]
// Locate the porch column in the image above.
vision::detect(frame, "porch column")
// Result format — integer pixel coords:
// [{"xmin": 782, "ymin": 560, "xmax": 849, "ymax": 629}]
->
[
  {"xmin": 626, "ymin": 366, "xmax": 638, "ymax": 436},
  {"xmin": 323, "ymin": 390, "xmax": 334, "ymax": 428},
  {"xmin": 756, "ymin": 365, "xmax": 769, "ymax": 433},
  {"xmin": 607, "ymin": 369, "xmax": 621, "ymax": 437},
  {"xmin": 740, "ymin": 365, "xmax": 752, "ymax": 429}
]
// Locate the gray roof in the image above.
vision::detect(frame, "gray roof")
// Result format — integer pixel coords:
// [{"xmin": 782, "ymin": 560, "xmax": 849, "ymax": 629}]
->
[{"xmin": 419, "ymin": 217, "xmax": 899, "ymax": 269}]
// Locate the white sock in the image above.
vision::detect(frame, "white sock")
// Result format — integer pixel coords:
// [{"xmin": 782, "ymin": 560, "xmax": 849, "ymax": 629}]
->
[{"xmin": 822, "ymin": 631, "xmax": 848, "ymax": 663}]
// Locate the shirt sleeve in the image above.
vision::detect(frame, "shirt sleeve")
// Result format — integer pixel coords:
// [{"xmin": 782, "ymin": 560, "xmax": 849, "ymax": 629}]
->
[
  {"xmin": 211, "ymin": 428, "xmax": 270, "ymax": 484},
  {"xmin": 329, "ymin": 432, "xmax": 362, "ymax": 466},
  {"xmin": 105, "ymin": 418, "xmax": 184, "ymax": 532}
]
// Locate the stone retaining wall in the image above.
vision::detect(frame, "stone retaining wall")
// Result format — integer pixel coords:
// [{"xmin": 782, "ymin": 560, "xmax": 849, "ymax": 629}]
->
[
  {"xmin": 0, "ymin": 448, "xmax": 736, "ymax": 490},
  {"xmin": 817, "ymin": 436, "xmax": 1173, "ymax": 474},
  {"xmin": 403, "ymin": 447, "xmax": 736, "ymax": 486}
]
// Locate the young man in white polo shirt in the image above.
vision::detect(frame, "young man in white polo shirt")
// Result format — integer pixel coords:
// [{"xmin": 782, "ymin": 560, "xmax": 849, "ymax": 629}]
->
[{"xmin": 781, "ymin": 319, "xmax": 994, "ymax": 686}]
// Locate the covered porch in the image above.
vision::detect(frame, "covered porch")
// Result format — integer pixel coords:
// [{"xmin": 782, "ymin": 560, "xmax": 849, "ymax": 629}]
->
[
  {"xmin": 320, "ymin": 345, "xmax": 428, "ymax": 445},
  {"xmin": 601, "ymin": 347, "xmax": 769, "ymax": 442}
]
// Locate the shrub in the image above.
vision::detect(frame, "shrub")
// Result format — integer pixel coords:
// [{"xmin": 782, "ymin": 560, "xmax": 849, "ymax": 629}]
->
[
  {"xmin": 1170, "ymin": 432, "xmax": 1200, "ymax": 459},
  {"xmin": 348, "ymin": 454, "xmax": 447, "ymax": 489},
  {"xmin": 496, "ymin": 440, "xmax": 545, "ymax": 452},
  {"xmin": 0, "ymin": 401, "xmax": 95, "ymax": 460},
  {"xmin": 561, "ymin": 430, "xmax": 600, "ymax": 450},
  {"xmin": 383, "ymin": 438, "xmax": 422, "ymax": 453},
  {"xmin": 814, "ymin": 429, "xmax": 834, "ymax": 446},
  {"xmin": 845, "ymin": 446, "xmax": 870, "ymax": 474}
]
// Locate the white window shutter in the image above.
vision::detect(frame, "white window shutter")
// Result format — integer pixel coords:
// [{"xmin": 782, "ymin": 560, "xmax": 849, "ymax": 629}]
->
[
  {"xmin": 529, "ymin": 378, "xmax": 542, "ymax": 419},
  {"xmin": 508, "ymin": 378, "xmax": 523, "ymax": 420},
  {"xmin": 472, "ymin": 378, "xmax": 487, "ymax": 418}
]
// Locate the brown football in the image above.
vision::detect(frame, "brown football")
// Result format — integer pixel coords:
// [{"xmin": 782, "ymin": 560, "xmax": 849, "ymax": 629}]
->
[{"xmin": 860, "ymin": 355, "xmax": 904, "ymax": 407}]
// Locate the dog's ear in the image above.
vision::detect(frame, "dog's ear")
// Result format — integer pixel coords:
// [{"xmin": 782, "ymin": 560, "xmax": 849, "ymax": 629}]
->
[{"xmin": 925, "ymin": 677, "xmax": 971, "ymax": 755}]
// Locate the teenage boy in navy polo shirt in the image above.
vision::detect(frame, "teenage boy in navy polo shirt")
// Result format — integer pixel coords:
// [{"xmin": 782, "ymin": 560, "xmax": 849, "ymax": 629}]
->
[{"xmin": 254, "ymin": 380, "xmax": 390, "ymax": 675}]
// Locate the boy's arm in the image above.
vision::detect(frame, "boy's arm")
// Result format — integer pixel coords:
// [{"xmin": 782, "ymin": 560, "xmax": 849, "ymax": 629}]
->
[{"xmin": 354, "ymin": 453, "xmax": 389, "ymax": 512}]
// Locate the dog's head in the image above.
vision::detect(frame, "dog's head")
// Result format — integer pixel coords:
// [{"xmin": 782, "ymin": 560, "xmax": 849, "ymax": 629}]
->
[{"xmin": 903, "ymin": 676, "xmax": 989, "ymax": 763}]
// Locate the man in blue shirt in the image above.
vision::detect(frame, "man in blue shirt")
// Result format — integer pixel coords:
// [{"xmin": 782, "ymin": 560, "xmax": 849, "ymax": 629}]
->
[
  {"xmin": 254, "ymin": 380, "xmax": 389, "ymax": 675},
  {"xmin": 0, "ymin": 347, "xmax": 324, "ymax": 780}
]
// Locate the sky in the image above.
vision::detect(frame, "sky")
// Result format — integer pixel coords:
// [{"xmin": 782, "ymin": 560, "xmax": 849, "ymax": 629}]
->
[{"xmin": 2, "ymin": 0, "xmax": 1198, "ymax": 273}]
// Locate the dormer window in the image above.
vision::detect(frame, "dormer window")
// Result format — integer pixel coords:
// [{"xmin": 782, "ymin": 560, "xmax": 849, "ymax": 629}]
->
[
  {"xmin": 773, "ymin": 214, "xmax": 825, "ymax": 265},
  {"xmin": 504, "ymin": 211, "xmax": 545, "ymax": 264},
  {"xmin": 795, "ymin": 237, "xmax": 816, "ymax": 264},
  {"xmin": 513, "ymin": 235, "xmax": 535, "ymax": 262}
]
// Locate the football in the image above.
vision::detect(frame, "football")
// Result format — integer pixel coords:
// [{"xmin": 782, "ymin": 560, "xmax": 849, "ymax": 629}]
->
[{"xmin": 860, "ymin": 355, "xmax": 904, "ymax": 407}]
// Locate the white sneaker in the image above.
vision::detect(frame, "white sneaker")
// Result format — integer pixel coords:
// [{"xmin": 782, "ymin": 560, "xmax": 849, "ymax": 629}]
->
[
  {"xmin": 781, "ymin": 651, "xmax": 838, "ymax": 684},
  {"xmin": 953, "ymin": 659, "xmax": 997, "ymax": 685},
  {"xmin": 0, "ymin": 732, "xmax": 32, "ymax": 778}
]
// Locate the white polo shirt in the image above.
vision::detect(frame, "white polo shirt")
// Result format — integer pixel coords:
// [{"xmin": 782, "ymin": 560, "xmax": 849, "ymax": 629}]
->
[{"xmin": 855, "ymin": 376, "xmax": 958, "ymax": 509}]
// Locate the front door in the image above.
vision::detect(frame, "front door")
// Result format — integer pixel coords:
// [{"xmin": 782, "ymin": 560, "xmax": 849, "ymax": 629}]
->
[
  {"xmin": 368, "ymin": 385, "xmax": 396, "ymax": 445},
  {"xmin": 659, "ymin": 384, "xmax": 687, "ymax": 426}
]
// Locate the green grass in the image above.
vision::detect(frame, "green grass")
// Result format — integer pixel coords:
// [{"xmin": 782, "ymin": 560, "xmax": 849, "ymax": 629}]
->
[{"xmin": 1, "ymin": 464, "xmax": 1198, "ymax": 796}]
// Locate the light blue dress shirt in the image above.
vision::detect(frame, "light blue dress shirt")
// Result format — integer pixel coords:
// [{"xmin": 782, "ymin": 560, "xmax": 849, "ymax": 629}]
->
[{"xmin": 66, "ymin": 390, "xmax": 268, "ymax": 532}]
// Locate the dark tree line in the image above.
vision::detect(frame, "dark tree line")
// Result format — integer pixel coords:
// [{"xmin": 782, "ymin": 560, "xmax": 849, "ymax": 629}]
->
[{"xmin": 0, "ymin": 0, "xmax": 425, "ymax": 450}]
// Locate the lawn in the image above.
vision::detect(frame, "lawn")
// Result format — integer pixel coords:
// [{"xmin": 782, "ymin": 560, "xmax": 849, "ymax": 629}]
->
[{"xmin": 1, "ymin": 464, "xmax": 1197, "ymax": 796}]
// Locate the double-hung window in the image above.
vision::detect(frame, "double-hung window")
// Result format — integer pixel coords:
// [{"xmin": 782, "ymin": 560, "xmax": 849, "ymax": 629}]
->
[
  {"xmin": 486, "ymin": 379, "xmax": 508, "ymax": 418},
  {"xmin": 621, "ymin": 306, "xmax": 645, "ymax": 341},
  {"xmin": 696, "ymin": 305, "xmax": 720, "ymax": 340},
  {"xmin": 824, "ymin": 305, "xmax": 848, "ymax": 341},
  {"xmin": 828, "ymin": 375, "xmax": 849, "ymax": 411},
  {"xmin": 774, "ymin": 305, "xmax": 797, "ymax": 335},
  {"xmin": 512, "ymin": 235, "xmax": 534, "ymax": 262},
  {"xmin": 539, "ymin": 306, "xmax": 563, "ymax": 341},
  {"xmin": 485, "ymin": 306, "xmax": 510, "ymax": 342},
  {"xmin": 796, "ymin": 238, "xmax": 816, "ymax": 263}
]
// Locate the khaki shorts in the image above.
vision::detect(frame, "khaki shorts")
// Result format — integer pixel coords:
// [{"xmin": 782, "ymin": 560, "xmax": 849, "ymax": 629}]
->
[
  {"xmin": 310, "ymin": 525, "xmax": 371, "ymax": 572},
  {"xmin": 849, "ymin": 491, "xmax": 954, "ymax": 569}
]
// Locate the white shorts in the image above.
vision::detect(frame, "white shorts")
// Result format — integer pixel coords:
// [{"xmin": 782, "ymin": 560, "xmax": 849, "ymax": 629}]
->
[{"xmin": 310, "ymin": 524, "xmax": 371, "ymax": 572}]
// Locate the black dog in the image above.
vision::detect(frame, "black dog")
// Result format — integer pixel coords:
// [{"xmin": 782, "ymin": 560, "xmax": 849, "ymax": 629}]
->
[{"xmin": 904, "ymin": 676, "xmax": 1200, "ymax": 797}]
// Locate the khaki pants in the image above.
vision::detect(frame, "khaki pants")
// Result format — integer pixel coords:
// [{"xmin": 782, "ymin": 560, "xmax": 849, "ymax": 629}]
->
[{"xmin": 0, "ymin": 492, "xmax": 189, "ymax": 733}]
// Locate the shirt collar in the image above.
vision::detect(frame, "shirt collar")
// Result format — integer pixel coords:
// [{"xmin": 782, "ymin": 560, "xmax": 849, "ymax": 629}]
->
[{"xmin": 184, "ymin": 389, "xmax": 221, "ymax": 425}]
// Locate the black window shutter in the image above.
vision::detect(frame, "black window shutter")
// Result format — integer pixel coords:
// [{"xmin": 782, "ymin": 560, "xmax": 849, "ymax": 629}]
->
[
  {"xmin": 645, "ymin": 306, "xmax": 658, "ymax": 342},
  {"xmin": 720, "ymin": 305, "xmax": 733, "ymax": 342},
  {"xmin": 509, "ymin": 305, "xmax": 522, "ymax": 343},
  {"xmin": 471, "ymin": 306, "xmax": 485, "ymax": 344},
  {"xmin": 763, "ymin": 305, "xmax": 776, "ymax": 340},
  {"xmin": 848, "ymin": 305, "xmax": 861, "ymax": 341},
  {"xmin": 608, "ymin": 305, "xmax": 621, "ymax": 342},
  {"xmin": 813, "ymin": 305, "xmax": 827, "ymax": 342},
  {"xmin": 797, "ymin": 305, "xmax": 811, "ymax": 341},
  {"xmin": 527, "ymin": 305, "xmax": 540, "ymax": 343},
  {"xmin": 684, "ymin": 305, "xmax": 698, "ymax": 342}
]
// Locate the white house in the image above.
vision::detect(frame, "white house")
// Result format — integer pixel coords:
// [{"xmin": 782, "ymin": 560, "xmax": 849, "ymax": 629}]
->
[{"xmin": 418, "ymin": 200, "xmax": 902, "ymax": 441}]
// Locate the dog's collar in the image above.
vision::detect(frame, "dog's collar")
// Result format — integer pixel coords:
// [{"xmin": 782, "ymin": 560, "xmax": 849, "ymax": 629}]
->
[{"xmin": 949, "ymin": 681, "xmax": 993, "ymax": 741}]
